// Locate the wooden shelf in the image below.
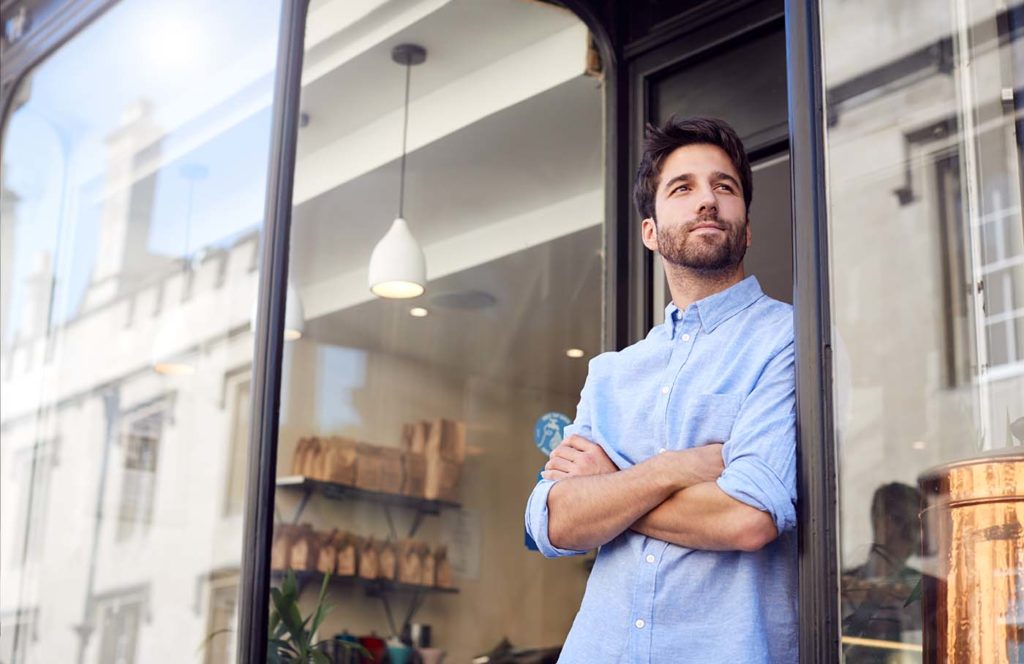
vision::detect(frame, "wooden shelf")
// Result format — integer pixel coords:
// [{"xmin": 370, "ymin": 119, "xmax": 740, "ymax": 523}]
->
[
  {"xmin": 271, "ymin": 569, "xmax": 458, "ymax": 596},
  {"xmin": 276, "ymin": 475, "xmax": 461, "ymax": 513}
]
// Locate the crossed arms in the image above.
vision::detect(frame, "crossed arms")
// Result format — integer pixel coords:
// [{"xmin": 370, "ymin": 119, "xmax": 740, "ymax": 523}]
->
[{"xmin": 541, "ymin": 437, "xmax": 778, "ymax": 552}]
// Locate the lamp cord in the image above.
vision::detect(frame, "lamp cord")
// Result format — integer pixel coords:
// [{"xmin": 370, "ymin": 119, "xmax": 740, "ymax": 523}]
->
[{"xmin": 398, "ymin": 60, "xmax": 412, "ymax": 219}]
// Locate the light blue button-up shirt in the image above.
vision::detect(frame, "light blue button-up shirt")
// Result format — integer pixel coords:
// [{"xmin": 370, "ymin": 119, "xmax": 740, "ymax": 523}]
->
[{"xmin": 525, "ymin": 275, "xmax": 797, "ymax": 663}]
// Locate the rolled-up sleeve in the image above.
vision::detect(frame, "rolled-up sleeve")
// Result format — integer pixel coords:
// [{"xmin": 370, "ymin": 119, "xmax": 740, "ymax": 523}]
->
[
  {"xmin": 524, "ymin": 364, "xmax": 596, "ymax": 558},
  {"xmin": 716, "ymin": 338, "xmax": 797, "ymax": 535}
]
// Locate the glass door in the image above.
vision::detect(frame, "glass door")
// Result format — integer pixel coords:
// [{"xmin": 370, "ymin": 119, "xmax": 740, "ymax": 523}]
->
[{"xmin": 264, "ymin": 1, "xmax": 605, "ymax": 662}]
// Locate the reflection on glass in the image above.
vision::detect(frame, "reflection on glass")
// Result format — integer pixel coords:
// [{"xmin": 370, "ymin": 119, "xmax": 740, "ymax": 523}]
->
[
  {"xmin": 821, "ymin": 0, "xmax": 1024, "ymax": 660},
  {"xmin": 0, "ymin": 0, "xmax": 282, "ymax": 661},
  {"xmin": 268, "ymin": 1, "xmax": 603, "ymax": 661}
]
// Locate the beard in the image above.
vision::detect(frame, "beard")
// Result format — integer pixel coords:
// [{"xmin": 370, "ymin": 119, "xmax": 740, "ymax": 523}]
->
[{"xmin": 655, "ymin": 213, "xmax": 748, "ymax": 273}]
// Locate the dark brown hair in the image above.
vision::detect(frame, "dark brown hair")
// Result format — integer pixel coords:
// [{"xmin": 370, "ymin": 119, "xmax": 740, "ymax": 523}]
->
[{"xmin": 633, "ymin": 117, "xmax": 753, "ymax": 220}]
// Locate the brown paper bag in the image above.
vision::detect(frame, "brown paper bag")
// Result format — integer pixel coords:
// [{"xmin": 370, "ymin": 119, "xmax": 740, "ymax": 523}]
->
[
  {"xmin": 288, "ymin": 524, "xmax": 319, "ymax": 571},
  {"xmin": 315, "ymin": 529, "xmax": 339, "ymax": 574},
  {"xmin": 271, "ymin": 524, "xmax": 297, "ymax": 570},
  {"xmin": 301, "ymin": 438, "xmax": 324, "ymax": 478},
  {"xmin": 434, "ymin": 545, "xmax": 454, "ymax": 589},
  {"xmin": 320, "ymin": 437, "xmax": 357, "ymax": 485},
  {"xmin": 378, "ymin": 446, "xmax": 404, "ymax": 494},
  {"xmin": 425, "ymin": 419, "xmax": 465, "ymax": 501},
  {"xmin": 291, "ymin": 438, "xmax": 312, "ymax": 476},
  {"xmin": 335, "ymin": 532, "xmax": 357, "ymax": 576},
  {"xmin": 397, "ymin": 540, "xmax": 422, "ymax": 585},
  {"xmin": 421, "ymin": 544, "xmax": 436, "ymax": 587},
  {"xmin": 377, "ymin": 540, "xmax": 397, "ymax": 581},
  {"xmin": 355, "ymin": 444, "xmax": 382, "ymax": 492},
  {"xmin": 401, "ymin": 452, "xmax": 426, "ymax": 497},
  {"xmin": 357, "ymin": 537, "xmax": 379, "ymax": 579}
]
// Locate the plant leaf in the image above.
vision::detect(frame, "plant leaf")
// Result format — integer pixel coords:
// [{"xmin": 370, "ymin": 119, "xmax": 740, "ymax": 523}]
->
[
  {"xmin": 281, "ymin": 569, "xmax": 298, "ymax": 599},
  {"xmin": 194, "ymin": 627, "xmax": 233, "ymax": 655},
  {"xmin": 270, "ymin": 586, "xmax": 306, "ymax": 642}
]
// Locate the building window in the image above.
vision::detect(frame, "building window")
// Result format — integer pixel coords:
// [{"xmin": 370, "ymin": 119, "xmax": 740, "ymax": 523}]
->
[
  {"xmin": 117, "ymin": 406, "xmax": 166, "ymax": 540},
  {"xmin": 7, "ymin": 440, "xmax": 54, "ymax": 567},
  {"xmin": 96, "ymin": 591, "xmax": 145, "ymax": 664},
  {"xmin": 0, "ymin": 608, "xmax": 37, "ymax": 663},
  {"xmin": 224, "ymin": 375, "xmax": 251, "ymax": 516},
  {"xmin": 203, "ymin": 575, "xmax": 239, "ymax": 664}
]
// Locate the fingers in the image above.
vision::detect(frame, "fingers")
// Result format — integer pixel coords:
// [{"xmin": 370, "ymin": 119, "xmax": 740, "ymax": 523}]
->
[
  {"xmin": 544, "ymin": 456, "xmax": 575, "ymax": 474},
  {"xmin": 550, "ymin": 445, "xmax": 578, "ymax": 462},
  {"xmin": 562, "ymin": 434, "xmax": 597, "ymax": 452},
  {"xmin": 541, "ymin": 469, "xmax": 569, "ymax": 481}
]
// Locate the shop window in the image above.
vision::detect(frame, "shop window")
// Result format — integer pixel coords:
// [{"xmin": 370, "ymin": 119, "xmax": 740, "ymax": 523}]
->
[
  {"xmin": 267, "ymin": 1, "xmax": 604, "ymax": 660},
  {"xmin": 0, "ymin": 0, "xmax": 285, "ymax": 659},
  {"xmin": 819, "ymin": 0, "xmax": 1024, "ymax": 659}
]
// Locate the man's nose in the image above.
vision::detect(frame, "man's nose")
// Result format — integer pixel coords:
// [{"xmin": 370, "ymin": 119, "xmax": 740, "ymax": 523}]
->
[{"xmin": 695, "ymin": 186, "xmax": 718, "ymax": 215}]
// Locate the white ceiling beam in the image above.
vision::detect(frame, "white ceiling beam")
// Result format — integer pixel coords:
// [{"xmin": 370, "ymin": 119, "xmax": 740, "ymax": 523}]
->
[
  {"xmin": 302, "ymin": 187, "xmax": 601, "ymax": 320},
  {"xmin": 293, "ymin": 22, "xmax": 589, "ymax": 207}
]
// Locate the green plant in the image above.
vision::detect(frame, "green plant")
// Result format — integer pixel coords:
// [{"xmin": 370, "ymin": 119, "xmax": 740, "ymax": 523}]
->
[{"xmin": 268, "ymin": 570, "xmax": 371, "ymax": 663}]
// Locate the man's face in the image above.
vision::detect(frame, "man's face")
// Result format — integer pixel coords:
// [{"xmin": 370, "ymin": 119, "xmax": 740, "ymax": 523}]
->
[{"xmin": 641, "ymin": 143, "xmax": 751, "ymax": 272}]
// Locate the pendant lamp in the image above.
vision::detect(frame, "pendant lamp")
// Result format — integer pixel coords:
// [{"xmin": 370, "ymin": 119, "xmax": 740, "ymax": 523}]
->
[{"xmin": 369, "ymin": 44, "xmax": 428, "ymax": 299}]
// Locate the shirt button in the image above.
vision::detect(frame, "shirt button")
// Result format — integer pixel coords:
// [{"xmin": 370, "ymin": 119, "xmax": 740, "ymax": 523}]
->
[
  {"xmin": 646, "ymin": 554, "xmax": 656, "ymax": 563},
  {"xmin": 635, "ymin": 619, "xmax": 646, "ymax": 629},
  {"xmin": 661, "ymin": 386, "xmax": 670, "ymax": 395},
  {"xmin": 682, "ymin": 333, "xmax": 691, "ymax": 342}
]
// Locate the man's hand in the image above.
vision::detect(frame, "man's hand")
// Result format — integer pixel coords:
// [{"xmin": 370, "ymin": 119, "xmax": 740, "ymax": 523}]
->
[
  {"xmin": 669, "ymin": 443, "xmax": 725, "ymax": 486},
  {"xmin": 541, "ymin": 435, "xmax": 619, "ymax": 480}
]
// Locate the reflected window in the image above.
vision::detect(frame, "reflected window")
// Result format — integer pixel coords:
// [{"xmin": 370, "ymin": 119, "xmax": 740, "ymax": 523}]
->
[
  {"xmin": 117, "ymin": 405, "xmax": 166, "ymax": 540},
  {"xmin": 95, "ymin": 590, "xmax": 146, "ymax": 664}
]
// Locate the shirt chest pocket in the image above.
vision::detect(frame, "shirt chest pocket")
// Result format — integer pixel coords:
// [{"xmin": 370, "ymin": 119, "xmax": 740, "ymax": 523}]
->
[{"xmin": 681, "ymin": 393, "xmax": 744, "ymax": 447}]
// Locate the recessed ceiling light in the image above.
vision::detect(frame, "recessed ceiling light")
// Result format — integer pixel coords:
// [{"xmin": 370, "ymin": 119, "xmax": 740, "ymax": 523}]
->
[
  {"xmin": 410, "ymin": 307, "xmax": 429, "ymax": 318},
  {"xmin": 912, "ymin": 440, "xmax": 926, "ymax": 450},
  {"xmin": 566, "ymin": 348, "xmax": 585, "ymax": 358}
]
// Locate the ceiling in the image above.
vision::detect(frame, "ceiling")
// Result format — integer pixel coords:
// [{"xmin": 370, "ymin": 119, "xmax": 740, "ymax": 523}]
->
[
  {"xmin": 293, "ymin": 0, "xmax": 605, "ymax": 397},
  {"xmin": 305, "ymin": 225, "xmax": 603, "ymax": 396}
]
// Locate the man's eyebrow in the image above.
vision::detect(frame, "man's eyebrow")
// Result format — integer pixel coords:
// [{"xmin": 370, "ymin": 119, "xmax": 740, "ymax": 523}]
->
[
  {"xmin": 661, "ymin": 173, "xmax": 693, "ymax": 192},
  {"xmin": 711, "ymin": 171, "xmax": 741, "ymax": 189}
]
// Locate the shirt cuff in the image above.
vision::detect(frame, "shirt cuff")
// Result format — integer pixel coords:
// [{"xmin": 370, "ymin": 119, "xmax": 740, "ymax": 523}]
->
[
  {"xmin": 716, "ymin": 456, "xmax": 796, "ymax": 535},
  {"xmin": 525, "ymin": 478, "xmax": 588, "ymax": 558}
]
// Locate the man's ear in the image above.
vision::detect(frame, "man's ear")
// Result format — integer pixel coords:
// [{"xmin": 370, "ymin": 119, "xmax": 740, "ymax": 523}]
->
[{"xmin": 641, "ymin": 217, "xmax": 659, "ymax": 252}]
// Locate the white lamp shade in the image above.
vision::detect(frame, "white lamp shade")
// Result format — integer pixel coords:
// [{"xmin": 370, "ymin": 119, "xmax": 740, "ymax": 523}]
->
[
  {"xmin": 152, "ymin": 308, "xmax": 196, "ymax": 375},
  {"xmin": 368, "ymin": 217, "xmax": 426, "ymax": 298},
  {"xmin": 249, "ymin": 283, "xmax": 306, "ymax": 341},
  {"xmin": 283, "ymin": 283, "xmax": 305, "ymax": 340}
]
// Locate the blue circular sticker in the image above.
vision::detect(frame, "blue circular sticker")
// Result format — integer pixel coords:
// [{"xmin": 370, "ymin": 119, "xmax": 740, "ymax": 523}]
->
[{"xmin": 534, "ymin": 412, "xmax": 572, "ymax": 455}]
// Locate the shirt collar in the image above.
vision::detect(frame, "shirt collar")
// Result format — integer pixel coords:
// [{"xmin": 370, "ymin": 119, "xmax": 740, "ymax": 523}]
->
[{"xmin": 663, "ymin": 275, "xmax": 765, "ymax": 336}]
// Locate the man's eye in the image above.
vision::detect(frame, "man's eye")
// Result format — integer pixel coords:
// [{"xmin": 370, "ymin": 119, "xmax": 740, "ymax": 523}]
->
[
  {"xmin": 672, "ymin": 185, "xmax": 688, "ymax": 193},
  {"xmin": 716, "ymin": 184, "xmax": 733, "ymax": 192}
]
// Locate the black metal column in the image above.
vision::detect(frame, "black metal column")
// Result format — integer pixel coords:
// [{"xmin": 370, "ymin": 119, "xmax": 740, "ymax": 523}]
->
[
  {"xmin": 236, "ymin": 0, "xmax": 308, "ymax": 661},
  {"xmin": 785, "ymin": 0, "xmax": 841, "ymax": 662}
]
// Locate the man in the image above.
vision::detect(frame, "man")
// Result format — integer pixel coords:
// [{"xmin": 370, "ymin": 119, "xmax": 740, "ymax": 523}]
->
[{"xmin": 525, "ymin": 117, "xmax": 797, "ymax": 663}]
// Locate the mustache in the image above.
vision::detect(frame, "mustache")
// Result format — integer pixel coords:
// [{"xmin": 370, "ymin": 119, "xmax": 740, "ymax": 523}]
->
[{"xmin": 686, "ymin": 214, "xmax": 725, "ymax": 231}]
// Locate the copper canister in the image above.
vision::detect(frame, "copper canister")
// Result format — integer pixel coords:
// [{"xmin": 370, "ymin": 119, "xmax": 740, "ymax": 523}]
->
[{"xmin": 918, "ymin": 451, "xmax": 1024, "ymax": 663}]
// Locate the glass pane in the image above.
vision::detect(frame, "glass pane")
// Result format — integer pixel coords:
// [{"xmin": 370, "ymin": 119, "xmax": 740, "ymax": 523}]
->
[
  {"xmin": 821, "ymin": 0, "xmax": 1024, "ymax": 660},
  {"xmin": 0, "ymin": 1, "xmax": 282, "ymax": 662},
  {"xmin": 268, "ymin": 1, "xmax": 603, "ymax": 661}
]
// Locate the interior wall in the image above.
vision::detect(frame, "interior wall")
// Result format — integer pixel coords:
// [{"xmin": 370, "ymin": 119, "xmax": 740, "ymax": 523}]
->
[{"xmin": 275, "ymin": 339, "xmax": 591, "ymax": 660}]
